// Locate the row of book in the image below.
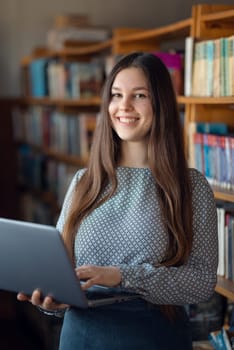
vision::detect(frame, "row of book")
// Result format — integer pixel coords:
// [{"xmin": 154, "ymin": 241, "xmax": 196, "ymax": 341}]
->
[
  {"xmin": 185, "ymin": 35, "xmax": 234, "ymax": 97},
  {"xmin": 12, "ymin": 106, "xmax": 97, "ymax": 158},
  {"xmin": 17, "ymin": 144, "xmax": 78, "ymax": 208},
  {"xmin": 188, "ymin": 121, "xmax": 234, "ymax": 191},
  {"xmin": 26, "ymin": 49, "xmax": 184, "ymax": 99},
  {"xmin": 28, "ymin": 58, "xmax": 105, "ymax": 98}
]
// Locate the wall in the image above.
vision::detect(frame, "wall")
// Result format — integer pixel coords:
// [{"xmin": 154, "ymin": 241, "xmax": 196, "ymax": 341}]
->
[{"xmin": 0, "ymin": 0, "xmax": 233, "ymax": 96}]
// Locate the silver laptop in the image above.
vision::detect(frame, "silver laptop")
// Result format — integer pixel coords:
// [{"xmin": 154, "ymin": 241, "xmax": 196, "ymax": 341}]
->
[{"xmin": 0, "ymin": 218, "xmax": 139, "ymax": 308}]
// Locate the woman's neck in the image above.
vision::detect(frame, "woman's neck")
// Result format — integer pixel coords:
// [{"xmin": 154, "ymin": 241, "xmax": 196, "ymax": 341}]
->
[{"xmin": 119, "ymin": 141, "xmax": 149, "ymax": 168}]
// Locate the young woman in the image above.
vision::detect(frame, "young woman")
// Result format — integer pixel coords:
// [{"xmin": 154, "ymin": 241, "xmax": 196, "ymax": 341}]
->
[{"xmin": 18, "ymin": 52, "xmax": 218, "ymax": 349}]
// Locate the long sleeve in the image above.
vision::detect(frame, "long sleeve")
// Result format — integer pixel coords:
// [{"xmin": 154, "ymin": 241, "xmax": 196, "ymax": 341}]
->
[
  {"xmin": 119, "ymin": 170, "xmax": 218, "ymax": 305},
  {"xmin": 56, "ymin": 169, "xmax": 85, "ymax": 233}
]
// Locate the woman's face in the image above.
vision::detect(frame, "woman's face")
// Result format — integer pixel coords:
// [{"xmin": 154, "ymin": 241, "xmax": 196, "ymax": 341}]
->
[{"xmin": 108, "ymin": 67, "xmax": 154, "ymax": 144}]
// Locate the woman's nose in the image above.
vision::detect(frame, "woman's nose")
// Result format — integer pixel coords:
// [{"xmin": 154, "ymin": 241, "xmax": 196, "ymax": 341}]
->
[{"xmin": 119, "ymin": 96, "xmax": 133, "ymax": 110}]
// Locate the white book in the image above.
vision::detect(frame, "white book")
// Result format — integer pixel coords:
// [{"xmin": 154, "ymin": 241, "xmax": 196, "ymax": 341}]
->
[
  {"xmin": 184, "ymin": 37, "xmax": 194, "ymax": 96},
  {"xmin": 217, "ymin": 207, "xmax": 225, "ymax": 276}
]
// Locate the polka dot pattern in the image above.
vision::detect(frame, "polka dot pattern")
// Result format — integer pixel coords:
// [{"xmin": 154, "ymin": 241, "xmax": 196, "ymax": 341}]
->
[{"xmin": 57, "ymin": 167, "xmax": 218, "ymax": 305}]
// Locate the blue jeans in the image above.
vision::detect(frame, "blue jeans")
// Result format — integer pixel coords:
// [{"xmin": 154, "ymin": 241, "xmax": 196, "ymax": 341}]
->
[{"xmin": 59, "ymin": 299, "xmax": 192, "ymax": 350}]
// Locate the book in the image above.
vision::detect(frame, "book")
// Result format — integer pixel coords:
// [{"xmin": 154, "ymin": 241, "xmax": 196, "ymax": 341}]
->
[
  {"xmin": 209, "ymin": 328, "xmax": 232, "ymax": 350},
  {"xmin": 47, "ymin": 26, "xmax": 111, "ymax": 50},
  {"xmin": 213, "ymin": 38, "xmax": 221, "ymax": 97},
  {"xmin": 222, "ymin": 328, "xmax": 232, "ymax": 350},
  {"xmin": 217, "ymin": 206, "xmax": 225, "ymax": 276},
  {"xmin": 192, "ymin": 42, "xmax": 202, "ymax": 96},
  {"xmin": 153, "ymin": 51, "xmax": 183, "ymax": 95},
  {"xmin": 47, "ymin": 60, "xmax": 59, "ymax": 98},
  {"xmin": 228, "ymin": 35, "xmax": 234, "ymax": 96},
  {"xmin": 194, "ymin": 132, "xmax": 204, "ymax": 174},
  {"xmin": 230, "ymin": 137, "xmax": 234, "ymax": 191},
  {"xmin": 220, "ymin": 37, "xmax": 229, "ymax": 97},
  {"xmin": 218, "ymin": 135, "xmax": 228, "ymax": 190},
  {"xmin": 53, "ymin": 14, "xmax": 90, "ymax": 29},
  {"xmin": 70, "ymin": 60, "xmax": 104, "ymax": 99},
  {"xmin": 196, "ymin": 122, "xmax": 228, "ymax": 135},
  {"xmin": 79, "ymin": 113, "xmax": 97, "ymax": 158},
  {"xmin": 188, "ymin": 121, "xmax": 228, "ymax": 171},
  {"xmin": 225, "ymin": 136, "xmax": 232, "ymax": 191},
  {"xmin": 184, "ymin": 37, "xmax": 194, "ymax": 96},
  {"xmin": 29, "ymin": 58, "xmax": 49, "ymax": 97},
  {"xmin": 199, "ymin": 41, "xmax": 208, "ymax": 96},
  {"xmin": 206, "ymin": 40, "xmax": 215, "ymax": 96}
]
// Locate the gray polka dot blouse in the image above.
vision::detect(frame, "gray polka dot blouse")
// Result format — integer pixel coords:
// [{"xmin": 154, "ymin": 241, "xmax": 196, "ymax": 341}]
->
[{"xmin": 56, "ymin": 167, "xmax": 218, "ymax": 306}]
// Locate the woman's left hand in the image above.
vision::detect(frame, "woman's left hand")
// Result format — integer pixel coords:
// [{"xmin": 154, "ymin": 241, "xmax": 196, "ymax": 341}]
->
[{"xmin": 76, "ymin": 265, "xmax": 121, "ymax": 290}]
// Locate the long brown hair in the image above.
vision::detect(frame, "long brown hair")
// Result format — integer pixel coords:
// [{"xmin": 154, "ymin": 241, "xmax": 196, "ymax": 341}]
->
[{"xmin": 62, "ymin": 52, "xmax": 193, "ymax": 314}]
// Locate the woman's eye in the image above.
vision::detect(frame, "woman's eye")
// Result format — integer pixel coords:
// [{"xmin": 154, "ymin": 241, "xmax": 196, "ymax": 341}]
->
[
  {"xmin": 135, "ymin": 93, "xmax": 146, "ymax": 99},
  {"xmin": 111, "ymin": 93, "xmax": 121, "ymax": 98}
]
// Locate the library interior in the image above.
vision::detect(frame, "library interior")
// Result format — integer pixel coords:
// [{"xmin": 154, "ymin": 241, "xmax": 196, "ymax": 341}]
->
[{"xmin": 1, "ymin": 1, "xmax": 234, "ymax": 349}]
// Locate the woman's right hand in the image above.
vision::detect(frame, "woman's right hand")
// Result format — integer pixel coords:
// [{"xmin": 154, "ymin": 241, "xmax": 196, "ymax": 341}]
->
[{"xmin": 17, "ymin": 289, "xmax": 69, "ymax": 311}]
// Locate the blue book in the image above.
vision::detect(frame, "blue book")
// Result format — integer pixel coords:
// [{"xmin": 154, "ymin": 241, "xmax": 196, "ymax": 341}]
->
[
  {"xmin": 209, "ymin": 330, "xmax": 229, "ymax": 350},
  {"xmin": 203, "ymin": 134, "xmax": 212, "ymax": 185},
  {"xmin": 196, "ymin": 122, "xmax": 228, "ymax": 135},
  {"xmin": 222, "ymin": 327, "xmax": 232, "ymax": 350},
  {"xmin": 29, "ymin": 58, "xmax": 49, "ymax": 97},
  {"xmin": 206, "ymin": 40, "xmax": 215, "ymax": 96}
]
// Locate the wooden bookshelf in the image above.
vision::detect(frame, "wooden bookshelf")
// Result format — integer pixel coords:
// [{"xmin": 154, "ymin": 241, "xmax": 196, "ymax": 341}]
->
[{"xmin": 186, "ymin": 5, "xmax": 234, "ymax": 304}]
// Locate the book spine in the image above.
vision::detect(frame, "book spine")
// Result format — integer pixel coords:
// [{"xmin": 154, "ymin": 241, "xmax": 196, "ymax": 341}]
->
[{"xmin": 184, "ymin": 37, "xmax": 194, "ymax": 96}]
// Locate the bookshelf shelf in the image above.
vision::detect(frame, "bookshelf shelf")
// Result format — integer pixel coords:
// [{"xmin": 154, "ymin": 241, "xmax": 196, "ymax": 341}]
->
[
  {"xmin": 216, "ymin": 276, "xmax": 234, "ymax": 300},
  {"xmin": 20, "ymin": 96, "xmax": 101, "ymax": 108},
  {"xmin": 113, "ymin": 18, "xmax": 193, "ymax": 54},
  {"xmin": 178, "ymin": 96, "xmax": 234, "ymax": 105},
  {"xmin": 21, "ymin": 39, "xmax": 113, "ymax": 65},
  {"xmin": 213, "ymin": 190, "xmax": 234, "ymax": 203},
  {"xmin": 116, "ymin": 18, "xmax": 192, "ymax": 43},
  {"xmin": 29, "ymin": 144, "xmax": 88, "ymax": 166},
  {"xmin": 59, "ymin": 39, "xmax": 113, "ymax": 57},
  {"xmin": 201, "ymin": 8, "xmax": 234, "ymax": 24}
]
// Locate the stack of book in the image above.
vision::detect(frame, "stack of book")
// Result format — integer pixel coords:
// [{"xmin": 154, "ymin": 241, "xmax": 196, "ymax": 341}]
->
[{"xmin": 46, "ymin": 13, "xmax": 111, "ymax": 50}]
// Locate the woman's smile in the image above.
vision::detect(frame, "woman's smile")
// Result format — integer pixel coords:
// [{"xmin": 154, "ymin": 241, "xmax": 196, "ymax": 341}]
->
[{"xmin": 115, "ymin": 116, "xmax": 140, "ymax": 125}]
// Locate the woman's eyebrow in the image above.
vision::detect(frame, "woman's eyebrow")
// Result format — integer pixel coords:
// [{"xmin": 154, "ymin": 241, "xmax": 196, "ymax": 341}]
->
[{"xmin": 111, "ymin": 86, "xmax": 149, "ymax": 91}]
